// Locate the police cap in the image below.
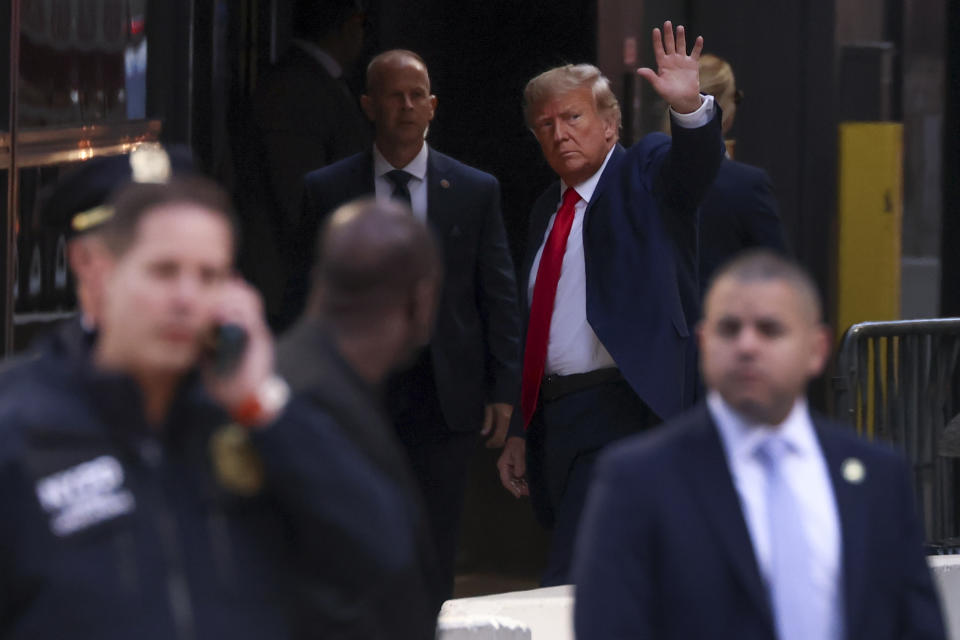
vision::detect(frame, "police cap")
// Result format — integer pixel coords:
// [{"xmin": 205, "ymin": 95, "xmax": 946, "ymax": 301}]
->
[{"xmin": 42, "ymin": 143, "xmax": 196, "ymax": 238}]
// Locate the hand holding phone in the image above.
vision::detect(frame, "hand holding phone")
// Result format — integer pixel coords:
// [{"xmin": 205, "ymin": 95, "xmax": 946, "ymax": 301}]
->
[
  {"xmin": 203, "ymin": 278, "xmax": 283, "ymax": 427},
  {"xmin": 208, "ymin": 323, "xmax": 249, "ymax": 378}
]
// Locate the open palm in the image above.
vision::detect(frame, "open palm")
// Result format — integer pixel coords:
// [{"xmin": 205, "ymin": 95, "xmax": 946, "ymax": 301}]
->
[{"xmin": 637, "ymin": 21, "xmax": 704, "ymax": 114}]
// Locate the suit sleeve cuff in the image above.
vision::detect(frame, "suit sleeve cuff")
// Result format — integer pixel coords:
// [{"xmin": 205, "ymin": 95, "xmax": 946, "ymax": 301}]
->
[
  {"xmin": 507, "ymin": 408, "xmax": 527, "ymax": 439},
  {"xmin": 669, "ymin": 94, "xmax": 715, "ymax": 129}
]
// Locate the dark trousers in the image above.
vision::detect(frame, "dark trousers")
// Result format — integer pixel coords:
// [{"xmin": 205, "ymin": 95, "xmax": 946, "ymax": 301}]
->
[
  {"xmin": 386, "ymin": 350, "xmax": 476, "ymax": 605},
  {"xmin": 526, "ymin": 379, "xmax": 658, "ymax": 586}
]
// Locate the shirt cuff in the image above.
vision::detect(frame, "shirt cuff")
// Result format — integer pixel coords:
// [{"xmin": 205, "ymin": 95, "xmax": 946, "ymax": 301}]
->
[{"xmin": 669, "ymin": 94, "xmax": 715, "ymax": 129}]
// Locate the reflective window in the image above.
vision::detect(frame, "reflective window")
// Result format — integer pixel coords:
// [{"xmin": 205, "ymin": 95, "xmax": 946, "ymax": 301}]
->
[
  {"xmin": 15, "ymin": 164, "xmax": 77, "ymax": 319},
  {"xmin": 19, "ymin": 0, "xmax": 149, "ymax": 128}
]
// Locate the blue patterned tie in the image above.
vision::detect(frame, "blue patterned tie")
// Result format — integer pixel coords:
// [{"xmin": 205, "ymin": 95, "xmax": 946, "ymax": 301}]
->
[{"xmin": 755, "ymin": 436, "xmax": 837, "ymax": 640}]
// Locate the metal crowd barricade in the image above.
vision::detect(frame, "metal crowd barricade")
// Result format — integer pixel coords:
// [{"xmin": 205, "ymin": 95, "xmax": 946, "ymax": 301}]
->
[{"xmin": 832, "ymin": 318, "xmax": 960, "ymax": 546}]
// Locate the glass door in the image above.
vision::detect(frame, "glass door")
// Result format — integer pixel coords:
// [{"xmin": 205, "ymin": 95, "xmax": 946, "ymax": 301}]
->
[{"xmin": 2, "ymin": 0, "xmax": 182, "ymax": 353}]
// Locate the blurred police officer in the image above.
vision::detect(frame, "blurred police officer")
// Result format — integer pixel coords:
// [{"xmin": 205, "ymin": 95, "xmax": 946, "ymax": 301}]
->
[
  {"xmin": 0, "ymin": 144, "xmax": 195, "ymax": 390},
  {"xmin": 0, "ymin": 177, "xmax": 424, "ymax": 638}
]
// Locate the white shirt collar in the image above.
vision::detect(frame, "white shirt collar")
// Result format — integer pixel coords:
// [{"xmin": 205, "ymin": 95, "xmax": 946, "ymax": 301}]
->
[
  {"xmin": 372, "ymin": 142, "xmax": 429, "ymax": 181},
  {"xmin": 708, "ymin": 391, "xmax": 818, "ymax": 462},
  {"xmin": 560, "ymin": 144, "xmax": 617, "ymax": 203},
  {"xmin": 291, "ymin": 39, "xmax": 342, "ymax": 78}
]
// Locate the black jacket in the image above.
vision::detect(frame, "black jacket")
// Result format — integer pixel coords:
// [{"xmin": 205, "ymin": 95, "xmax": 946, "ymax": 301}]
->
[
  {"xmin": 0, "ymin": 349, "xmax": 429, "ymax": 639},
  {"xmin": 573, "ymin": 403, "xmax": 946, "ymax": 639},
  {"xmin": 278, "ymin": 319, "xmax": 442, "ymax": 615},
  {"xmin": 698, "ymin": 158, "xmax": 786, "ymax": 293},
  {"xmin": 0, "ymin": 316, "xmax": 94, "ymax": 398}
]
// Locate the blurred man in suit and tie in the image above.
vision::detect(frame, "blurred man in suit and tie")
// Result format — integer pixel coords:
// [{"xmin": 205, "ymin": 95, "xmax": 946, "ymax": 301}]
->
[
  {"xmin": 244, "ymin": 0, "xmax": 372, "ymax": 325},
  {"xmin": 253, "ymin": 0, "xmax": 371, "ymax": 229},
  {"xmin": 573, "ymin": 250, "xmax": 946, "ymax": 640}
]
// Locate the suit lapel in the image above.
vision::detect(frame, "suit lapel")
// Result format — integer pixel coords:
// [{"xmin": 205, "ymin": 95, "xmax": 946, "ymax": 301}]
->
[
  {"xmin": 682, "ymin": 406, "xmax": 775, "ymax": 629},
  {"xmin": 582, "ymin": 143, "xmax": 625, "ymax": 224},
  {"xmin": 426, "ymin": 148, "xmax": 454, "ymax": 232},
  {"xmin": 816, "ymin": 422, "xmax": 869, "ymax": 632}
]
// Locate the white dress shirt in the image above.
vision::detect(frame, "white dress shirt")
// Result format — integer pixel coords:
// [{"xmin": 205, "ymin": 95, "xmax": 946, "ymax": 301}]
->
[
  {"xmin": 372, "ymin": 143, "xmax": 430, "ymax": 222},
  {"xmin": 708, "ymin": 391, "xmax": 843, "ymax": 639},
  {"xmin": 528, "ymin": 96, "xmax": 716, "ymax": 375}
]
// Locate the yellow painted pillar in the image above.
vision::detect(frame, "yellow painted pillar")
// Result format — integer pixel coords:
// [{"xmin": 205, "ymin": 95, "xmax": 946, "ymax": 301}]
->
[
  {"xmin": 836, "ymin": 122, "xmax": 903, "ymax": 340},
  {"xmin": 836, "ymin": 122, "xmax": 903, "ymax": 436}
]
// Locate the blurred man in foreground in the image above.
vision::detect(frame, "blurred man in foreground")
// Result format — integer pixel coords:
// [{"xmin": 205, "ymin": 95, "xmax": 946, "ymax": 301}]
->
[
  {"xmin": 573, "ymin": 251, "xmax": 946, "ymax": 639},
  {"xmin": 0, "ymin": 178, "xmax": 425, "ymax": 638},
  {"xmin": 278, "ymin": 197, "xmax": 443, "ymax": 626}
]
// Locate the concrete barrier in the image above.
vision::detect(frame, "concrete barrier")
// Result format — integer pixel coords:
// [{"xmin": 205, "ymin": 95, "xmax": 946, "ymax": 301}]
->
[
  {"xmin": 438, "ymin": 586, "xmax": 572, "ymax": 640},
  {"xmin": 930, "ymin": 555, "xmax": 960, "ymax": 640},
  {"xmin": 438, "ymin": 557, "xmax": 960, "ymax": 639},
  {"xmin": 436, "ymin": 615, "xmax": 531, "ymax": 640}
]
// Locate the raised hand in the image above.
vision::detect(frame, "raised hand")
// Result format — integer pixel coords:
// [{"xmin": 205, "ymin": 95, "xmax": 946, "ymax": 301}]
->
[{"xmin": 637, "ymin": 21, "xmax": 704, "ymax": 114}]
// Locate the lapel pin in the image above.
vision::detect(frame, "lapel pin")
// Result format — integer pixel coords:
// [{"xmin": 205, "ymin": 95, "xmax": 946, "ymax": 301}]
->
[
  {"xmin": 440, "ymin": 179, "xmax": 451, "ymax": 189},
  {"xmin": 842, "ymin": 457, "xmax": 866, "ymax": 484}
]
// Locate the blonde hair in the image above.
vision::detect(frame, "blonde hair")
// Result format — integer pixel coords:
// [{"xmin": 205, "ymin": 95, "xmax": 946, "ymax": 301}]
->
[
  {"xmin": 523, "ymin": 64, "xmax": 621, "ymax": 132},
  {"xmin": 698, "ymin": 54, "xmax": 736, "ymax": 133}
]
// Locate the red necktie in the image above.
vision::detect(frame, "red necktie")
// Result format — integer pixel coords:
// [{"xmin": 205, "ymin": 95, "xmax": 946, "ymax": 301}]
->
[{"xmin": 520, "ymin": 187, "xmax": 582, "ymax": 428}]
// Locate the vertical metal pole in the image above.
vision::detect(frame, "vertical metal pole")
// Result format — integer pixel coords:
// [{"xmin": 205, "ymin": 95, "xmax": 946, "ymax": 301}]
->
[
  {"xmin": 4, "ymin": 0, "xmax": 20, "ymax": 355},
  {"xmin": 186, "ymin": 0, "xmax": 196, "ymax": 146}
]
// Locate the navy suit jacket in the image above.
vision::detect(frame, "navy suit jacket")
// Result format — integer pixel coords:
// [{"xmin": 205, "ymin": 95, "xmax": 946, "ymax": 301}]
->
[
  {"xmin": 573, "ymin": 403, "xmax": 946, "ymax": 640},
  {"xmin": 699, "ymin": 158, "xmax": 786, "ymax": 292},
  {"xmin": 509, "ymin": 113, "xmax": 724, "ymax": 435},
  {"xmin": 291, "ymin": 148, "xmax": 521, "ymax": 432}
]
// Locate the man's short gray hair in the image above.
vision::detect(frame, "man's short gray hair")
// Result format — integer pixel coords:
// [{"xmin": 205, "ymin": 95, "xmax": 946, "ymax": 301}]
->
[{"xmin": 523, "ymin": 64, "xmax": 621, "ymax": 131}]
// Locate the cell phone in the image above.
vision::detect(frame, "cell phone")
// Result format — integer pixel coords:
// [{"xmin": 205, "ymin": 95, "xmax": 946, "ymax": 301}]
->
[{"xmin": 207, "ymin": 323, "xmax": 248, "ymax": 377}]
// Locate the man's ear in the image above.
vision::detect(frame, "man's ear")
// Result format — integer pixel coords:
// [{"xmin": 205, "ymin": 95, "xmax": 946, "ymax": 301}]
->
[
  {"xmin": 67, "ymin": 239, "xmax": 92, "ymax": 279},
  {"xmin": 72, "ymin": 235, "xmax": 114, "ymax": 280},
  {"xmin": 808, "ymin": 323, "xmax": 833, "ymax": 377},
  {"xmin": 360, "ymin": 94, "xmax": 375, "ymax": 122},
  {"xmin": 602, "ymin": 112, "xmax": 618, "ymax": 144},
  {"xmin": 306, "ymin": 278, "xmax": 328, "ymax": 317},
  {"xmin": 409, "ymin": 277, "xmax": 439, "ymax": 347}
]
